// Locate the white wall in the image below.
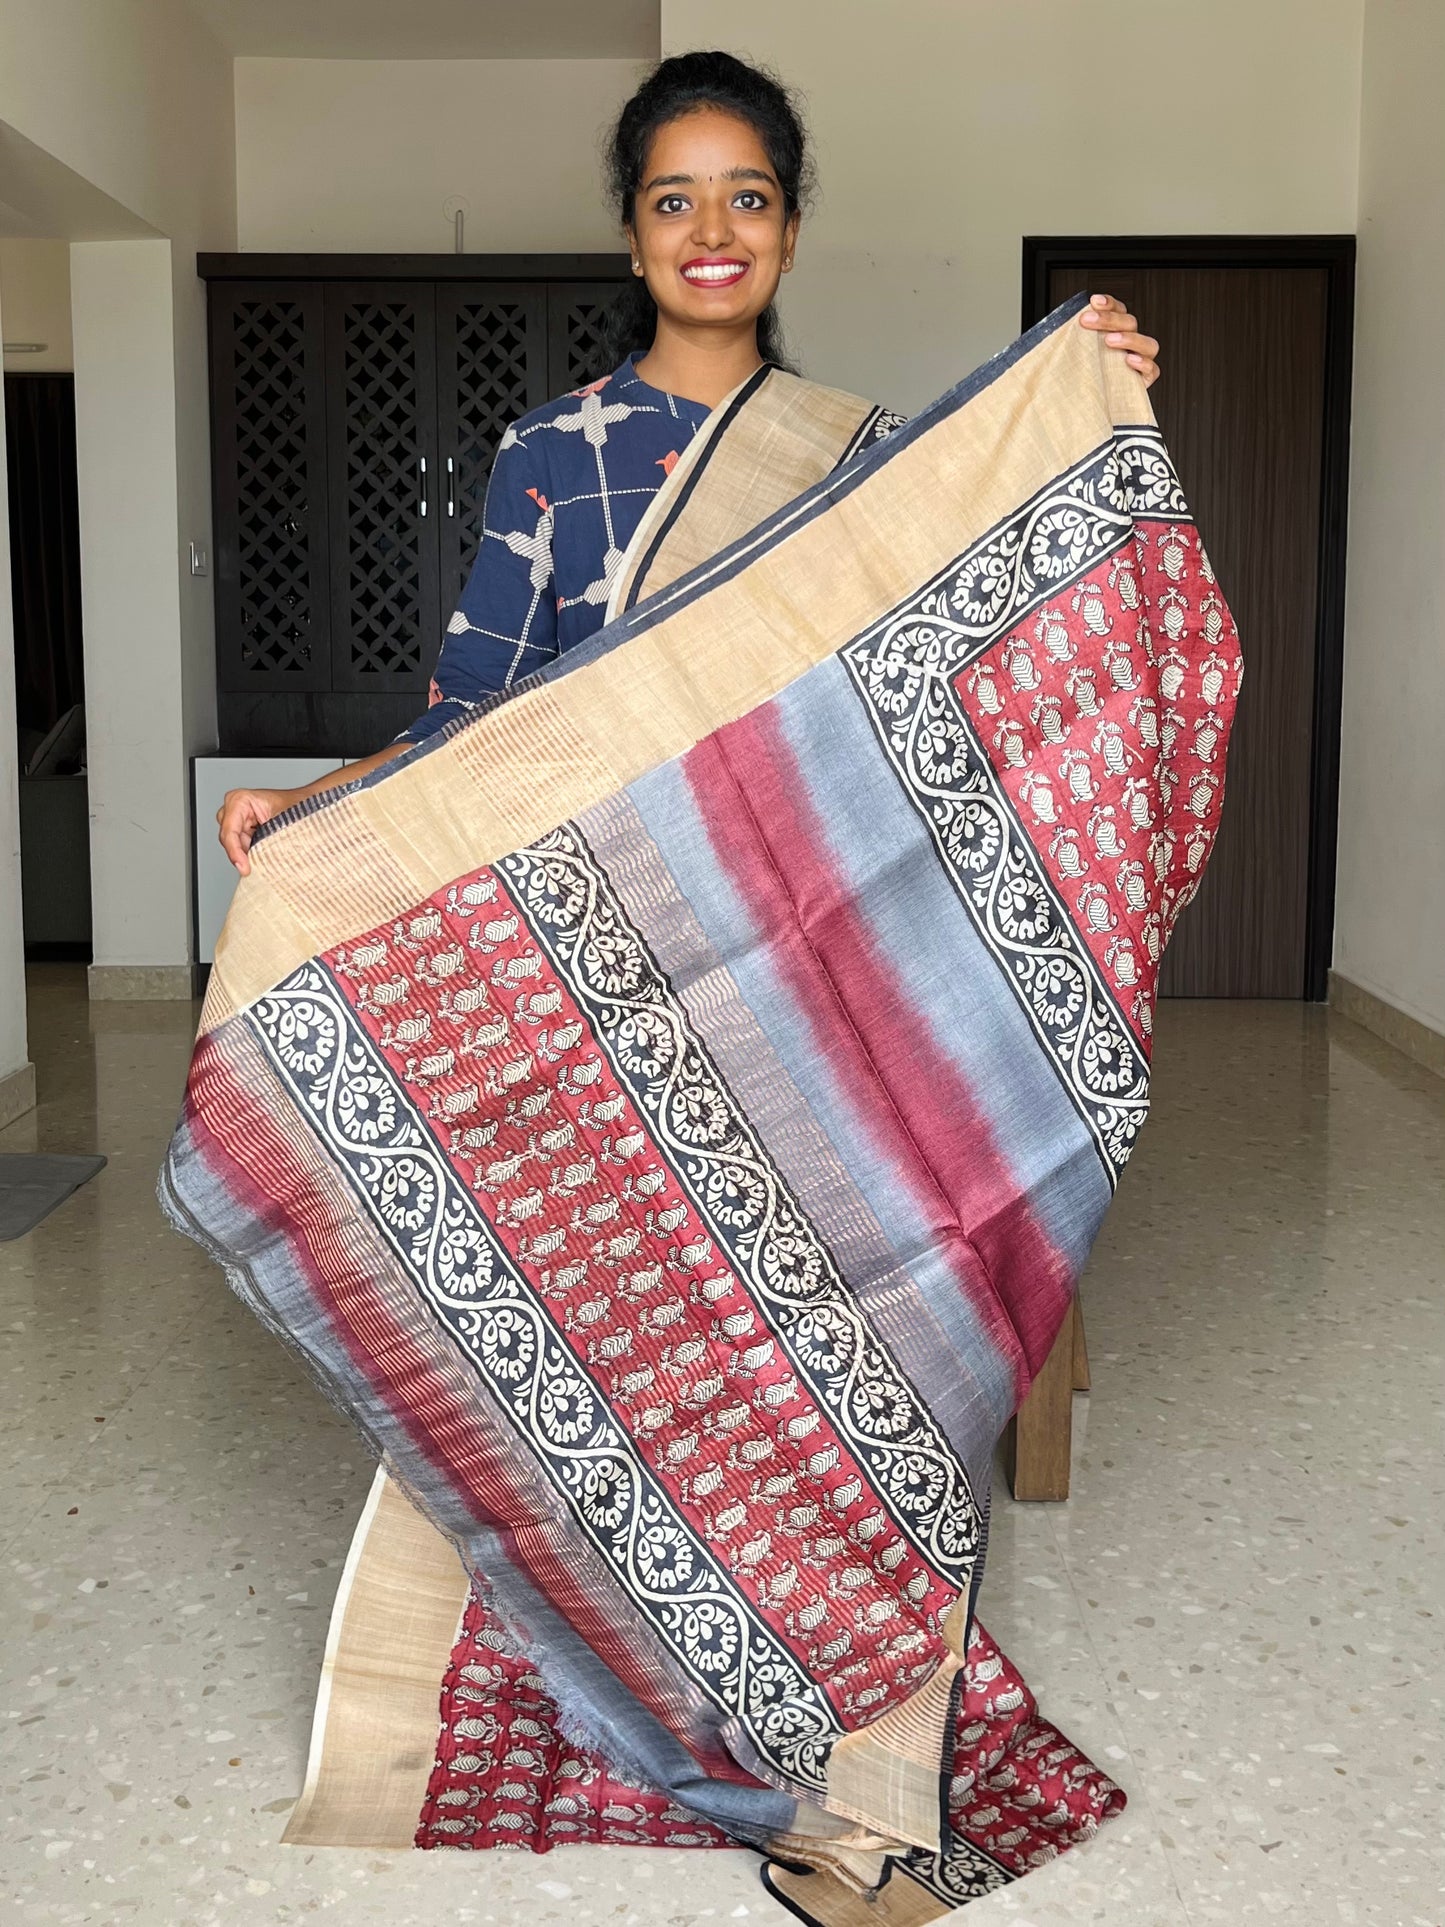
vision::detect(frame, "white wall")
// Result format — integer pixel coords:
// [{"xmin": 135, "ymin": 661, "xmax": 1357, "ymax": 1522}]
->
[
  {"xmin": 0, "ymin": 239, "xmax": 73, "ymax": 371},
  {"xmin": 236, "ymin": 58, "xmax": 648, "ymax": 252},
  {"xmin": 71, "ymin": 241, "xmax": 192, "ymax": 971},
  {"xmin": 1333, "ymin": 0, "xmax": 1445, "ymax": 1036},
  {"xmin": 661, "ymin": 0, "xmax": 1364, "ymax": 408},
  {"xmin": 0, "ymin": 0, "xmax": 236, "ymax": 983}
]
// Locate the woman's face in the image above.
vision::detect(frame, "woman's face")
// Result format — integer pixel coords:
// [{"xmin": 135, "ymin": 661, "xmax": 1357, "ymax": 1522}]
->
[{"xmin": 628, "ymin": 106, "xmax": 798, "ymax": 336}]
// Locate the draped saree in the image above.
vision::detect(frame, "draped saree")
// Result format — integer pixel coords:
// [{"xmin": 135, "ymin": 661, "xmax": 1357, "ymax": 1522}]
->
[{"xmin": 161, "ymin": 295, "xmax": 1242, "ymax": 1919}]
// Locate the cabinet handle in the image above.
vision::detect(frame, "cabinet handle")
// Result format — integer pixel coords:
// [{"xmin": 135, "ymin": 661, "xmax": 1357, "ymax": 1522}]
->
[
  {"xmin": 418, "ymin": 454, "xmax": 428, "ymax": 519},
  {"xmin": 446, "ymin": 455, "xmax": 455, "ymax": 518}
]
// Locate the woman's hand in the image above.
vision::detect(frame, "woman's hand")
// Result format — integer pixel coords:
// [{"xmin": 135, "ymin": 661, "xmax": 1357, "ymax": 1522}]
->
[
  {"xmin": 1079, "ymin": 293, "xmax": 1161, "ymax": 388},
  {"xmin": 217, "ymin": 786, "xmax": 295, "ymax": 876}
]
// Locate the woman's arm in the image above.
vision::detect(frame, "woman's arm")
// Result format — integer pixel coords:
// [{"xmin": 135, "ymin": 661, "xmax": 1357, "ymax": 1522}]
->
[{"xmin": 217, "ymin": 744, "xmax": 406, "ymax": 877}]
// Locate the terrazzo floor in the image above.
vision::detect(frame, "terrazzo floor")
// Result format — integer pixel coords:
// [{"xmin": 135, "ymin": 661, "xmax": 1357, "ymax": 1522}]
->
[{"xmin": 2, "ymin": 964, "xmax": 1442, "ymax": 1926}]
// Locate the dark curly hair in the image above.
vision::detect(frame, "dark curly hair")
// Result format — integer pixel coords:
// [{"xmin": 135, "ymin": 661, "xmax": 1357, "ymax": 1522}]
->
[{"xmin": 591, "ymin": 50, "xmax": 814, "ymax": 377}]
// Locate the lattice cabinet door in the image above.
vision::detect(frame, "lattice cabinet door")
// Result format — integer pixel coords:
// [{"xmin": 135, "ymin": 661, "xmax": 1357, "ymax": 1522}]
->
[
  {"xmin": 546, "ymin": 282, "xmax": 624, "ymax": 393},
  {"xmin": 324, "ymin": 283, "xmax": 442, "ymax": 696},
  {"xmin": 210, "ymin": 282, "xmax": 331, "ymax": 694},
  {"xmin": 435, "ymin": 286, "xmax": 549, "ymax": 612}
]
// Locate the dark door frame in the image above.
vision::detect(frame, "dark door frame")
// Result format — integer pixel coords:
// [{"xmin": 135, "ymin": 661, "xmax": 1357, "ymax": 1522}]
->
[{"xmin": 1022, "ymin": 235, "xmax": 1355, "ymax": 1001}]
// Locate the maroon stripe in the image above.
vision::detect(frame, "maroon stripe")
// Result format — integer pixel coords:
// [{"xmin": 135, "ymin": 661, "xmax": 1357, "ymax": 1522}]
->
[{"xmin": 685, "ymin": 708, "xmax": 1074, "ymax": 1388}]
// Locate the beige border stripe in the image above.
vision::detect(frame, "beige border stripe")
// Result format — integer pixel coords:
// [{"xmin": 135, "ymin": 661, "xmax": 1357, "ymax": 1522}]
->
[{"xmin": 282, "ymin": 1469, "xmax": 469, "ymax": 1848}]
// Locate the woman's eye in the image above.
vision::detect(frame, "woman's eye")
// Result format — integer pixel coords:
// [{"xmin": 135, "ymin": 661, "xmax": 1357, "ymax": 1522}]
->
[
  {"xmin": 733, "ymin": 191, "xmax": 768, "ymax": 211},
  {"xmin": 656, "ymin": 194, "xmax": 690, "ymax": 214}
]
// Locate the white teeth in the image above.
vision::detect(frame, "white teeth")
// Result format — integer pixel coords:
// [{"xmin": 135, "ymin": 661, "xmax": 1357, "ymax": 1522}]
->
[{"xmin": 683, "ymin": 263, "xmax": 744, "ymax": 282}]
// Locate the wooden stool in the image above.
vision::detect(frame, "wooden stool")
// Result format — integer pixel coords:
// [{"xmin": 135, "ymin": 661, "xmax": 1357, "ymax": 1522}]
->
[{"xmin": 1000, "ymin": 1295, "xmax": 1090, "ymax": 1502}]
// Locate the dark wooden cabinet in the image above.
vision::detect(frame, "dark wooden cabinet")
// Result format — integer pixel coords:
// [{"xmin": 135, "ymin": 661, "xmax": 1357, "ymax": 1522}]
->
[
  {"xmin": 209, "ymin": 281, "xmax": 332, "ymax": 696},
  {"xmin": 324, "ymin": 281, "xmax": 440, "ymax": 698},
  {"xmin": 202, "ymin": 255, "xmax": 629, "ymax": 755}
]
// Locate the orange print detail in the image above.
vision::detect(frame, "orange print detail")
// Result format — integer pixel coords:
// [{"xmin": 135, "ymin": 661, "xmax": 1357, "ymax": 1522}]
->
[
  {"xmin": 656, "ymin": 450, "xmax": 680, "ymax": 476},
  {"xmin": 526, "ymin": 487, "xmax": 550, "ymax": 513}
]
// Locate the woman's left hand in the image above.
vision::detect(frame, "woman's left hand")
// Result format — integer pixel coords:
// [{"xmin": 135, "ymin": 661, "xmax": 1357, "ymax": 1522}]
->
[{"xmin": 1079, "ymin": 293, "xmax": 1161, "ymax": 388}]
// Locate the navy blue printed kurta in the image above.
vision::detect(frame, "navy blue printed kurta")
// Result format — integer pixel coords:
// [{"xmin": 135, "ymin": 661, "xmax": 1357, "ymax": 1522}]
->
[{"xmin": 398, "ymin": 357, "xmax": 710, "ymax": 746}]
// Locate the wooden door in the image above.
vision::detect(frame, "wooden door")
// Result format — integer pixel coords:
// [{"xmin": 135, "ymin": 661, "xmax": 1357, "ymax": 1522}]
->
[
  {"xmin": 1042, "ymin": 256, "xmax": 1346, "ymax": 997},
  {"xmin": 434, "ymin": 286, "xmax": 550, "ymax": 616},
  {"xmin": 324, "ymin": 282, "xmax": 441, "ymax": 698}
]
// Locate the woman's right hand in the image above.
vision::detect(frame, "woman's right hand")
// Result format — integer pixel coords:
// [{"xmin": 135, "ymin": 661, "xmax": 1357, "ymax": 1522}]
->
[{"xmin": 217, "ymin": 786, "xmax": 296, "ymax": 876}]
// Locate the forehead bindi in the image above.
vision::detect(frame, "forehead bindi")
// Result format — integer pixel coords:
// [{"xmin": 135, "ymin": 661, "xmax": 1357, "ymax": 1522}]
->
[{"xmin": 642, "ymin": 107, "xmax": 777, "ymax": 190}]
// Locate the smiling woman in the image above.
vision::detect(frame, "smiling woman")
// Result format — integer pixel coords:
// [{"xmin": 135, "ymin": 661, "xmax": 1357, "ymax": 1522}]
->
[{"xmin": 184, "ymin": 46, "xmax": 1214, "ymax": 1923}]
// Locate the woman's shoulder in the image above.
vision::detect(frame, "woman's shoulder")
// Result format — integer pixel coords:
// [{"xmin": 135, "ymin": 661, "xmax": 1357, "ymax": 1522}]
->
[{"xmin": 496, "ymin": 364, "xmax": 653, "ymax": 457}]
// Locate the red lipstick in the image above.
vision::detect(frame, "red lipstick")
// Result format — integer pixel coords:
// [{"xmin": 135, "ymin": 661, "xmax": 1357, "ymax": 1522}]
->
[{"xmin": 680, "ymin": 257, "xmax": 750, "ymax": 288}]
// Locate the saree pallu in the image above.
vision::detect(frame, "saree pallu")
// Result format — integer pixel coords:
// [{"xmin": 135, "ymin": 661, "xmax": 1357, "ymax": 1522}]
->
[{"xmin": 161, "ymin": 295, "xmax": 1242, "ymax": 1920}]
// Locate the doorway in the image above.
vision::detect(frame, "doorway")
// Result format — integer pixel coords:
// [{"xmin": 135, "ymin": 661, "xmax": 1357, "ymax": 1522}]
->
[
  {"xmin": 5, "ymin": 367, "xmax": 91, "ymax": 961},
  {"xmin": 1024, "ymin": 237, "xmax": 1355, "ymax": 999}
]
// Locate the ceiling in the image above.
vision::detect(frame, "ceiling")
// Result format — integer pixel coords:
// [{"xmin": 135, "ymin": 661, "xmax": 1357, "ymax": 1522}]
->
[{"xmin": 186, "ymin": 0, "xmax": 660, "ymax": 60}]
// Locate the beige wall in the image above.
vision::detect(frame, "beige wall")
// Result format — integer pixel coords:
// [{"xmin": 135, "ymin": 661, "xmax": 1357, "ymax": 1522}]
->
[
  {"xmin": 1333, "ymin": 0, "xmax": 1445, "ymax": 1036},
  {"xmin": 235, "ymin": 58, "xmax": 648, "ymax": 252},
  {"xmin": 0, "ymin": 0, "xmax": 236, "ymax": 980},
  {"xmin": 0, "ymin": 239, "xmax": 73, "ymax": 372},
  {"xmin": 661, "ymin": 0, "xmax": 1364, "ymax": 408}
]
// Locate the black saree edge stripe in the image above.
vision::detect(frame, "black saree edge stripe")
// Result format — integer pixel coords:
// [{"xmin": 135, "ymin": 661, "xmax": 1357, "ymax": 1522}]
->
[
  {"xmin": 758, "ymin": 1861, "xmax": 830, "ymax": 1927},
  {"xmin": 620, "ymin": 361, "xmax": 778, "ymax": 616},
  {"xmin": 249, "ymin": 296, "xmax": 1094, "ymax": 857}
]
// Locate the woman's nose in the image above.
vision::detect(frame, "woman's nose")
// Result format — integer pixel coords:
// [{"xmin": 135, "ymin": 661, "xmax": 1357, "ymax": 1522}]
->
[{"xmin": 692, "ymin": 199, "xmax": 734, "ymax": 250}]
